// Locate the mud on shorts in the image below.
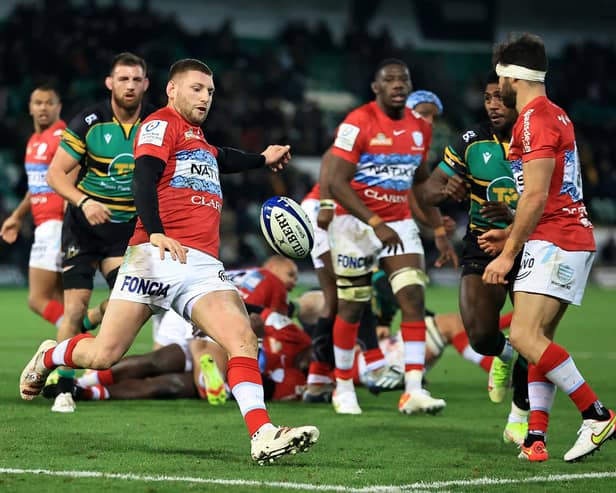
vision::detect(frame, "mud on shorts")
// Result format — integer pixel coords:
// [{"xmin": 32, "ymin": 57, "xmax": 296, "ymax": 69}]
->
[
  {"xmin": 61, "ymin": 204, "xmax": 136, "ymax": 289},
  {"xmin": 329, "ymin": 215, "xmax": 423, "ymax": 277}
]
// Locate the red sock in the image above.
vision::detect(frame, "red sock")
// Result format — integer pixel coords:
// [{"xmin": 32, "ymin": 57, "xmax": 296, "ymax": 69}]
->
[
  {"xmin": 362, "ymin": 347, "xmax": 385, "ymax": 368},
  {"xmin": 499, "ymin": 311, "xmax": 513, "ymax": 330},
  {"xmin": 536, "ymin": 342, "xmax": 598, "ymax": 412},
  {"xmin": 307, "ymin": 361, "xmax": 333, "ymax": 385},
  {"xmin": 479, "ymin": 356, "xmax": 494, "ymax": 372},
  {"xmin": 97, "ymin": 369, "xmax": 115, "ymax": 386},
  {"xmin": 527, "ymin": 363, "xmax": 553, "ymax": 436},
  {"xmin": 451, "ymin": 332, "xmax": 492, "ymax": 372},
  {"xmin": 43, "ymin": 333, "xmax": 93, "ymax": 369},
  {"xmin": 42, "ymin": 300, "xmax": 64, "ymax": 326},
  {"xmin": 227, "ymin": 356, "xmax": 271, "ymax": 436},
  {"xmin": 332, "ymin": 317, "xmax": 359, "ymax": 380},
  {"xmin": 451, "ymin": 332, "xmax": 468, "ymax": 353},
  {"xmin": 81, "ymin": 384, "xmax": 110, "ymax": 401},
  {"xmin": 400, "ymin": 320, "xmax": 426, "ymax": 372}
]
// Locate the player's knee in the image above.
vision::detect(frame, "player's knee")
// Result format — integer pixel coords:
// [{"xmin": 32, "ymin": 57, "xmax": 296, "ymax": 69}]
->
[{"xmin": 63, "ymin": 297, "xmax": 89, "ymax": 324}]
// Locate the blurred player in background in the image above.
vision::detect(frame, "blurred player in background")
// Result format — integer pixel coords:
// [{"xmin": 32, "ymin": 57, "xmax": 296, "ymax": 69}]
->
[
  {"xmin": 0, "ymin": 84, "xmax": 105, "ymax": 334},
  {"xmin": 327, "ymin": 58, "xmax": 457, "ymax": 416},
  {"xmin": 20, "ymin": 58, "xmax": 318, "ymax": 464},
  {"xmin": 423, "ymin": 71, "xmax": 529, "ymax": 445},
  {"xmin": 406, "ymin": 90, "xmax": 443, "ymax": 124},
  {"xmin": 484, "ymin": 32, "xmax": 614, "ymax": 462}
]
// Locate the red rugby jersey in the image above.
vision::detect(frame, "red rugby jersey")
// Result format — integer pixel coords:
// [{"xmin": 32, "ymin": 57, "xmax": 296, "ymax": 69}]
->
[
  {"xmin": 131, "ymin": 107, "xmax": 223, "ymax": 258},
  {"xmin": 330, "ymin": 101, "xmax": 432, "ymax": 221},
  {"xmin": 25, "ymin": 120, "xmax": 66, "ymax": 226},
  {"xmin": 509, "ymin": 96, "xmax": 595, "ymax": 251}
]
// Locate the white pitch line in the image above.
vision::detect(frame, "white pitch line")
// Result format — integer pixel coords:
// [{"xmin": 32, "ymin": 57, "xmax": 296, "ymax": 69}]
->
[{"xmin": 2, "ymin": 467, "xmax": 616, "ymax": 492}]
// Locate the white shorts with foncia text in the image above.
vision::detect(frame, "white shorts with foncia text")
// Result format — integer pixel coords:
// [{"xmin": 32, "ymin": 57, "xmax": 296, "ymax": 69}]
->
[
  {"xmin": 329, "ymin": 215, "xmax": 424, "ymax": 277},
  {"xmin": 29, "ymin": 219, "xmax": 62, "ymax": 272},
  {"xmin": 110, "ymin": 243, "xmax": 238, "ymax": 319},
  {"xmin": 300, "ymin": 198, "xmax": 330, "ymax": 270},
  {"xmin": 514, "ymin": 240, "xmax": 594, "ymax": 305}
]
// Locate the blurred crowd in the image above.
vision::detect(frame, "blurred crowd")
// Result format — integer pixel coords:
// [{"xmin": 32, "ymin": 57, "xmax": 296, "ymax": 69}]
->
[{"xmin": 0, "ymin": 0, "xmax": 615, "ymax": 271}]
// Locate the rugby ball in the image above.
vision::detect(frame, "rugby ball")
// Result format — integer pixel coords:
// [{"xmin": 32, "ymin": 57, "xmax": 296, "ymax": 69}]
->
[{"xmin": 260, "ymin": 196, "xmax": 314, "ymax": 259}]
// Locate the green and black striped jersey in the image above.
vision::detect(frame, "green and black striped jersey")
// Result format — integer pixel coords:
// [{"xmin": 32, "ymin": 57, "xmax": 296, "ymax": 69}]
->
[
  {"xmin": 438, "ymin": 121, "xmax": 518, "ymax": 233},
  {"xmin": 60, "ymin": 100, "xmax": 152, "ymax": 222}
]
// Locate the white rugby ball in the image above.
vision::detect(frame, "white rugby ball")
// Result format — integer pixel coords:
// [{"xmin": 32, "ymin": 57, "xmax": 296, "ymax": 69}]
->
[{"xmin": 260, "ymin": 196, "xmax": 314, "ymax": 259}]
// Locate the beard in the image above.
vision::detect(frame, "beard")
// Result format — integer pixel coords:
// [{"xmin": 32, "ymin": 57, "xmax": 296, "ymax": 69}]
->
[
  {"xmin": 113, "ymin": 92, "xmax": 140, "ymax": 113},
  {"xmin": 501, "ymin": 82, "xmax": 517, "ymax": 109}
]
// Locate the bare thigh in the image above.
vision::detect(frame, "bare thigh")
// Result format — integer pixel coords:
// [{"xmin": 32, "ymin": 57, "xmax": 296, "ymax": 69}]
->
[
  {"xmin": 509, "ymin": 292, "xmax": 568, "ymax": 364},
  {"xmin": 190, "ymin": 290, "xmax": 258, "ymax": 358},
  {"xmin": 28, "ymin": 267, "xmax": 63, "ymax": 313}
]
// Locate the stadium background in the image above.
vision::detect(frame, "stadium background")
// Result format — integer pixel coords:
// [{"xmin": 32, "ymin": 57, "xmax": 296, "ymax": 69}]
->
[{"xmin": 0, "ymin": 0, "xmax": 615, "ymax": 286}]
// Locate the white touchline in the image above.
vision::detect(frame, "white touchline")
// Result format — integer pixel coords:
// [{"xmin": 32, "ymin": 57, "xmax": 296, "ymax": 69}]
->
[{"xmin": 1, "ymin": 468, "xmax": 616, "ymax": 492}]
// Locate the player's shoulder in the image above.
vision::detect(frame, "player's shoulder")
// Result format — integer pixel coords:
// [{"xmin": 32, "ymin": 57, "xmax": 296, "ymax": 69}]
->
[
  {"xmin": 457, "ymin": 121, "xmax": 492, "ymax": 144},
  {"xmin": 70, "ymin": 100, "xmax": 112, "ymax": 129}
]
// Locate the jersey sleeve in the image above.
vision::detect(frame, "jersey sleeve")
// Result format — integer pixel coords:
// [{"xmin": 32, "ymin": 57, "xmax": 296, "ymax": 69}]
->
[
  {"xmin": 330, "ymin": 109, "xmax": 368, "ymax": 165},
  {"xmin": 420, "ymin": 119, "xmax": 432, "ymax": 164},
  {"xmin": 60, "ymin": 111, "xmax": 95, "ymax": 161},
  {"xmin": 439, "ymin": 128, "xmax": 473, "ymax": 178},
  {"xmin": 520, "ymin": 109, "xmax": 559, "ymax": 162},
  {"xmin": 134, "ymin": 117, "xmax": 175, "ymax": 163}
]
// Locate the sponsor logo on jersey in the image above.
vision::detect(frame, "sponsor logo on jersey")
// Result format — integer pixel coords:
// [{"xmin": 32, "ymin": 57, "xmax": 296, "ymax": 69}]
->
[
  {"xmin": 336, "ymin": 254, "xmax": 375, "ymax": 270},
  {"xmin": 84, "ymin": 113, "xmax": 98, "ymax": 125},
  {"xmin": 184, "ymin": 128, "xmax": 203, "ymax": 140},
  {"xmin": 36, "ymin": 143, "xmax": 48, "ymax": 157},
  {"xmin": 482, "ymin": 151, "xmax": 492, "ymax": 164},
  {"xmin": 170, "ymin": 149, "xmax": 222, "ymax": 197},
  {"xmin": 137, "ymin": 120, "xmax": 168, "ymax": 147},
  {"xmin": 393, "ymin": 130, "xmax": 406, "ymax": 136},
  {"xmin": 522, "ymin": 108, "xmax": 534, "ymax": 153},
  {"xmin": 462, "ymin": 130, "xmax": 477, "ymax": 142},
  {"xmin": 104, "ymin": 133, "xmax": 112, "ymax": 144},
  {"xmin": 334, "ymin": 123, "xmax": 360, "ymax": 152},
  {"xmin": 486, "ymin": 176, "xmax": 518, "ymax": 206},
  {"xmin": 412, "ymin": 131, "xmax": 423, "ymax": 147},
  {"xmin": 364, "ymin": 189, "xmax": 407, "ymax": 203},
  {"xmin": 369, "ymin": 133, "xmax": 393, "ymax": 146},
  {"xmin": 120, "ymin": 275, "xmax": 171, "ymax": 297}
]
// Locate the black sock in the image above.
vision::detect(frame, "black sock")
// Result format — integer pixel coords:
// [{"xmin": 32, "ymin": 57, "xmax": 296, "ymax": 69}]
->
[
  {"xmin": 582, "ymin": 401, "xmax": 610, "ymax": 421},
  {"xmin": 512, "ymin": 355, "xmax": 529, "ymax": 411},
  {"xmin": 357, "ymin": 309, "xmax": 379, "ymax": 351},
  {"xmin": 311, "ymin": 317, "xmax": 335, "ymax": 366},
  {"xmin": 524, "ymin": 431, "xmax": 546, "ymax": 447},
  {"xmin": 57, "ymin": 376, "xmax": 75, "ymax": 395}
]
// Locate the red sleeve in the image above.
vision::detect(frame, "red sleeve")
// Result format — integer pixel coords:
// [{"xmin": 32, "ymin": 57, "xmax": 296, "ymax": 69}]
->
[
  {"xmin": 520, "ymin": 109, "xmax": 559, "ymax": 162},
  {"xmin": 264, "ymin": 272, "xmax": 289, "ymax": 313},
  {"xmin": 330, "ymin": 108, "xmax": 368, "ymax": 165},
  {"xmin": 134, "ymin": 117, "xmax": 176, "ymax": 162}
]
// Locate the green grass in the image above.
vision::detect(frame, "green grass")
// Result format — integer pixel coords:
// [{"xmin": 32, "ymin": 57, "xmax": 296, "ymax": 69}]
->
[{"xmin": 1, "ymin": 286, "xmax": 615, "ymax": 492}]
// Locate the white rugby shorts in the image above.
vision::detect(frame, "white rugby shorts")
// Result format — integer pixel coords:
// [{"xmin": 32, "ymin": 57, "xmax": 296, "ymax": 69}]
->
[
  {"xmin": 514, "ymin": 240, "xmax": 594, "ymax": 305},
  {"xmin": 29, "ymin": 219, "xmax": 62, "ymax": 272},
  {"xmin": 329, "ymin": 215, "xmax": 424, "ymax": 277},
  {"xmin": 300, "ymin": 198, "xmax": 330, "ymax": 269},
  {"xmin": 111, "ymin": 243, "xmax": 238, "ymax": 319}
]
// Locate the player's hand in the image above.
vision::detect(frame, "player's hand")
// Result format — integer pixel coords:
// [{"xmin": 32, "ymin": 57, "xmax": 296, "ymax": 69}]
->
[
  {"xmin": 480, "ymin": 201, "xmax": 514, "ymax": 224},
  {"xmin": 317, "ymin": 208, "xmax": 334, "ymax": 230},
  {"xmin": 0, "ymin": 216, "xmax": 21, "ymax": 244},
  {"xmin": 478, "ymin": 228, "xmax": 509, "ymax": 256},
  {"xmin": 482, "ymin": 253, "xmax": 514, "ymax": 285},
  {"xmin": 150, "ymin": 233, "xmax": 188, "ymax": 263},
  {"xmin": 374, "ymin": 223, "xmax": 404, "ymax": 254},
  {"xmin": 262, "ymin": 145, "xmax": 291, "ymax": 172},
  {"xmin": 442, "ymin": 215, "xmax": 457, "ymax": 238},
  {"xmin": 434, "ymin": 234, "xmax": 459, "ymax": 268},
  {"xmin": 443, "ymin": 174, "xmax": 470, "ymax": 202},
  {"xmin": 81, "ymin": 199, "xmax": 112, "ymax": 225}
]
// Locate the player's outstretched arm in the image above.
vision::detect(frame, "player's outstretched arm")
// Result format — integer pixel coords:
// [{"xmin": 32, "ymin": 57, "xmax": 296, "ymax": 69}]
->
[{"xmin": 261, "ymin": 144, "xmax": 291, "ymax": 172}]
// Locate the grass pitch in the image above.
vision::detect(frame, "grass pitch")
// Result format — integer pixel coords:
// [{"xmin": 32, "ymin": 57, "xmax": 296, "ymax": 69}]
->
[{"xmin": 0, "ymin": 286, "xmax": 615, "ymax": 492}]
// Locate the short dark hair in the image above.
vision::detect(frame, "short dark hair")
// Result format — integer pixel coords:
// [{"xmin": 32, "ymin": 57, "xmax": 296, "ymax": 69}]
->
[
  {"xmin": 493, "ymin": 33, "xmax": 548, "ymax": 72},
  {"xmin": 110, "ymin": 52, "xmax": 147, "ymax": 75},
  {"xmin": 485, "ymin": 70, "xmax": 499, "ymax": 86},
  {"xmin": 168, "ymin": 59, "xmax": 213, "ymax": 81},
  {"xmin": 374, "ymin": 58, "xmax": 409, "ymax": 79},
  {"xmin": 31, "ymin": 81, "xmax": 61, "ymax": 100}
]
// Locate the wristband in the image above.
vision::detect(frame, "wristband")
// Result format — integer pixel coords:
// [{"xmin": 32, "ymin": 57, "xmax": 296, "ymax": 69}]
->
[
  {"xmin": 319, "ymin": 199, "xmax": 335, "ymax": 210},
  {"xmin": 368, "ymin": 215, "xmax": 384, "ymax": 228},
  {"xmin": 434, "ymin": 226, "xmax": 447, "ymax": 237},
  {"xmin": 77, "ymin": 196, "xmax": 91, "ymax": 209}
]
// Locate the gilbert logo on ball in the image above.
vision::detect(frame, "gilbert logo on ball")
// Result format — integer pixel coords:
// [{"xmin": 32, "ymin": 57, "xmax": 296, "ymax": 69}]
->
[{"xmin": 260, "ymin": 196, "xmax": 314, "ymax": 259}]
